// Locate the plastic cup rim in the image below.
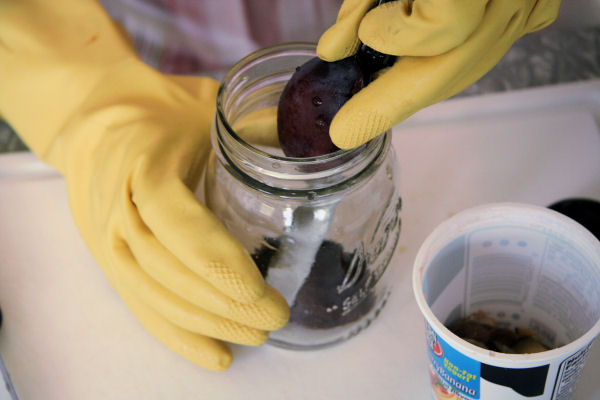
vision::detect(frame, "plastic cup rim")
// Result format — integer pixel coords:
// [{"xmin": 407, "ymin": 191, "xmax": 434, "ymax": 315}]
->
[{"xmin": 412, "ymin": 202, "xmax": 600, "ymax": 367}]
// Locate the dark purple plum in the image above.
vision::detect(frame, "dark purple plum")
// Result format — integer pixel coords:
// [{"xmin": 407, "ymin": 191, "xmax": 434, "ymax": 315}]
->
[
  {"xmin": 277, "ymin": 56, "xmax": 368, "ymax": 158},
  {"xmin": 277, "ymin": 0, "xmax": 396, "ymax": 158}
]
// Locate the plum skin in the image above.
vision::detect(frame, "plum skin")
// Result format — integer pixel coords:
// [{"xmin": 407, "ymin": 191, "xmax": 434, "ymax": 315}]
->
[{"xmin": 277, "ymin": 56, "xmax": 368, "ymax": 158}]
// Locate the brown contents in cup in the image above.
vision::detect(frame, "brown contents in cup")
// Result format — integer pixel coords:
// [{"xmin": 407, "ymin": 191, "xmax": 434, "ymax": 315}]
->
[{"xmin": 449, "ymin": 311, "xmax": 551, "ymax": 354}]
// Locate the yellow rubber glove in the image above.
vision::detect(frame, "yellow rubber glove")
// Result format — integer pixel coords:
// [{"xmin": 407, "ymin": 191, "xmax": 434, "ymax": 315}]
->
[
  {"xmin": 0, "ymin": 0, "xmax": 289, "ymax": 371},
  {"xmin": 317, "ymin": 0, "xmax": 561, "ymax": 149}
]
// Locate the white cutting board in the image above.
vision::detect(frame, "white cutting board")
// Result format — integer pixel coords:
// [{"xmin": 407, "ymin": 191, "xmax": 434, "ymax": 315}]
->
[{"xmin": 1, "ymin": 80, "xmax": 599, "ymax": 400}]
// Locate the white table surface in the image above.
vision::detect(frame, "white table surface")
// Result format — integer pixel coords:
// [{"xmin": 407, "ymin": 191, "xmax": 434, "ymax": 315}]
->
[{"xmin": 1, "ymin": 80, "xmax": 599, "ymax": 400}]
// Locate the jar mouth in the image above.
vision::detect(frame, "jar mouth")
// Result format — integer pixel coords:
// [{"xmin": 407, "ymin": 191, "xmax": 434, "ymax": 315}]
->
[
  {"xmin": 216, "ymin": 82, "xmax": 365, "ymax": 164},
  {"xmin": 216, "ymin": 42, "xmax": 361, "ymax": 162},
  {"xmin": 213, "ymin": 42, "xmax": 390, "ymax": 196}
]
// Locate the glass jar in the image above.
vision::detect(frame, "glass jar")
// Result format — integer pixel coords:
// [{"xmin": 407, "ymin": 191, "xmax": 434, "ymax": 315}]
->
[{"xmin": 205, "ymin": 43, "xmax": 402, "ymax": 350}]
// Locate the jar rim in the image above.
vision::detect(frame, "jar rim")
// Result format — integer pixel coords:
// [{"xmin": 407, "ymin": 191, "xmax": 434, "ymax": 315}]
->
[
  {"xmin": 212, "ymin": 42, "xmax": 391, "ymax": 197},
  {"xmin": 216, "ymin": 42, "xmax": 363, "ymax": 163}
]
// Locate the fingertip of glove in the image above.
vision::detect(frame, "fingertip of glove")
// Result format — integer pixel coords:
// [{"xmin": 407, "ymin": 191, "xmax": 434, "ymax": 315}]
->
[
  {"xmin": 267, "ymin": 285, "xmax": 291, "ymax": 329},
  {"xmin": 228, "ymin": 285, "xmax": 290, "ymax": 331},
  {"xmin": 203, "ymin": 350, "xmax": 233, "ymax": 372},
  {"xmin": 229, "ymin": 303, "xmax": 290, "ymax": 332},
  {"xmin": 206, "ymin": 260, "xmax": 266, "ymax": 304},
  {"xmin": 177, "ymin": 342, "xmax": 233, "ymax": 372},
  {"xmin": 173, "ymin": 334, "xmax": 233, "ymax": 371},
  {"xmin": 217, "ymin": 320, "xmax": 270, "ymax": 347},
  {"xmin": 316, "ymin": 29, "xmax": 360, "ymax": 62},
  {"xmin": 330, "ymin": 108, "xmax": 392, "ymax": 150}
]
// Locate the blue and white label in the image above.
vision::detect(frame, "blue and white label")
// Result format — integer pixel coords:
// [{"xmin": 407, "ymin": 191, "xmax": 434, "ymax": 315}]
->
[{"xmin": 426, "ymin": 322, "xmax": 481, "ymax": 399}]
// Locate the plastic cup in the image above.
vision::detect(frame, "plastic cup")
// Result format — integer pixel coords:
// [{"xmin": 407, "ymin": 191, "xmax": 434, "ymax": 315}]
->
[{"xmin": 412, "ymin": 203, "xmax": 600, "ymax": 400}]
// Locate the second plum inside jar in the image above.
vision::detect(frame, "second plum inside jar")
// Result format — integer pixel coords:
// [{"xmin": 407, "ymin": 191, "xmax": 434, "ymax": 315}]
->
[{"xmin": 204, "ymin": 43, "xmax": 402, "ymax": 350}]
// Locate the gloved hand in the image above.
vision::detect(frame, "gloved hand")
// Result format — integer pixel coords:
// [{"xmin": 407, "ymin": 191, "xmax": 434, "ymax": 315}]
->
[
  {"xmin": 0, "ymin": 0, "xmax": 289, "ymax": 371},
  {"xmin": 317, "ymin": 0, "xmax": 561, "ymax": 149}
]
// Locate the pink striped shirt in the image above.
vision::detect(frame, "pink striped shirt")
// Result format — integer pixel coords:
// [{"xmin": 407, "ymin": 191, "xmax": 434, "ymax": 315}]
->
[{"xmin": 100, "ymin": 0, "xmax": 342, "ymax": 74}]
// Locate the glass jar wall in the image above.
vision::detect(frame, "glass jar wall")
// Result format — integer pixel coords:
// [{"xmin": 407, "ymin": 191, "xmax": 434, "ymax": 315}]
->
[{"xmin": 205, "ymin": 43, "xmax": 402, "ymax": 350}]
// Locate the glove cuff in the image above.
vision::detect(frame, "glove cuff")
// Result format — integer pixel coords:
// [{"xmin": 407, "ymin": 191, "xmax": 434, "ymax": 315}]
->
[{"xmin": 0, "ymin": 0, "xmax": 137, "ymax": 161}]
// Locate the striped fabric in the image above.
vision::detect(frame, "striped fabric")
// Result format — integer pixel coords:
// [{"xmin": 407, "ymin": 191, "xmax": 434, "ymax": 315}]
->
[{"xmin": 100, "ymin": 0, "xmax": 342, "ymax": 74}]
